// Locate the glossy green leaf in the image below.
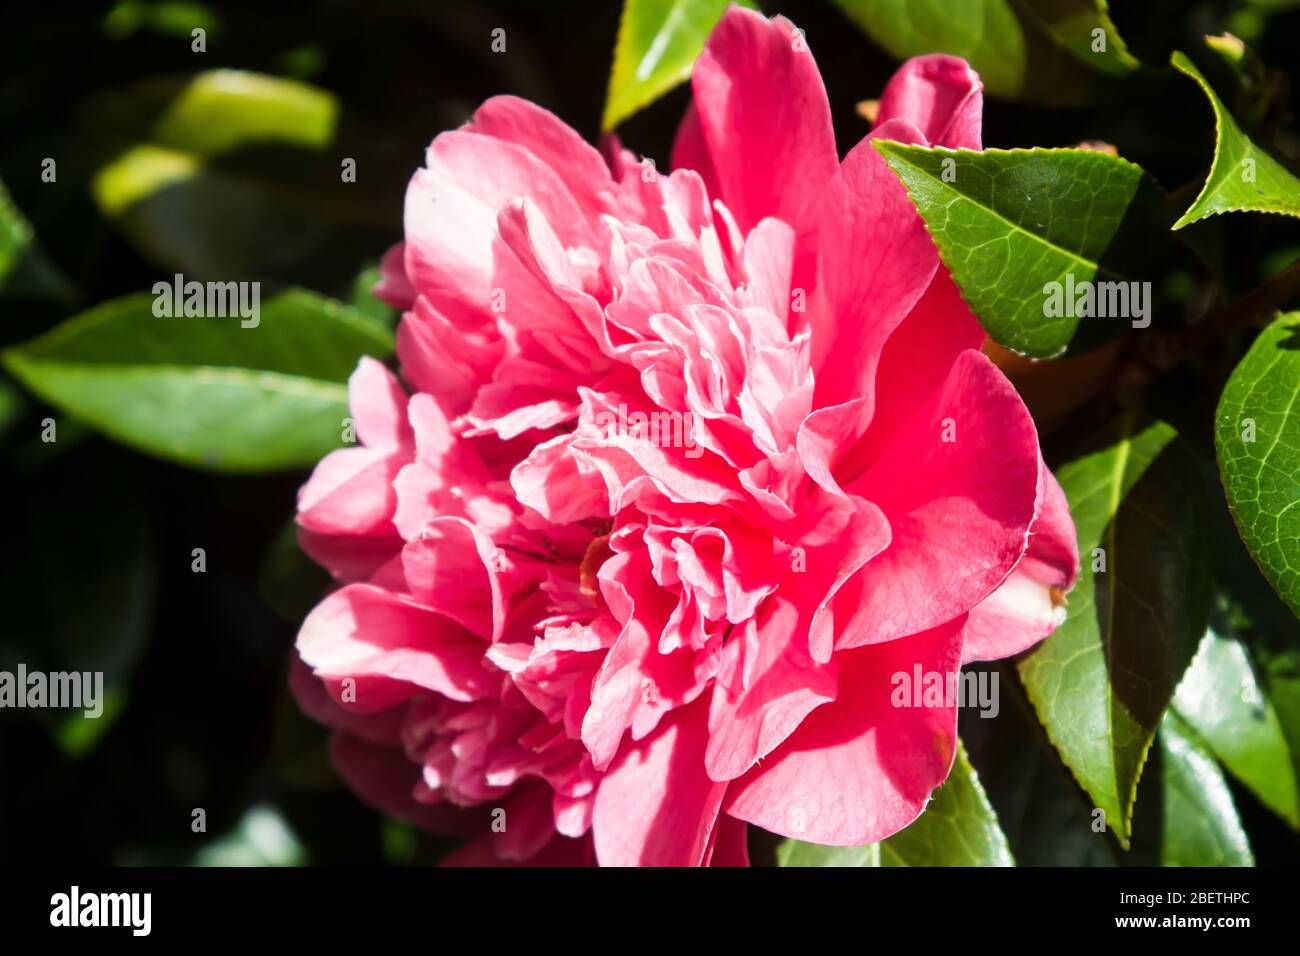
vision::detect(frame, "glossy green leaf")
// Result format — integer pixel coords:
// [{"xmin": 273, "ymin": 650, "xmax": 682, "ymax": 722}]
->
[
  {"xmin": 831, "ymin": 0, "xmax": 1136, "ymax": 106},
  {"xmin": 1018, "ymin": 415, "xmax": 1210, "ymax": 846},
  {"xmin": 603, "ymin": 0, "xmax": 754, "ymax": 130},
  {"xmin": 1215, "ymin": 313, "xmax": 1300, "ymax": 616},
  {"xmin": 876, "ymin": 740, "xmax": 1014, "ymax": 866},
  {"xmin": 1208, "ymin": 444, "xmax": 1300, "ymax": 817},
  {"xmin": 1172, "ymin": 624, "xmax": 1300, "ymax": 828},
  {"xmin": 1129, "ymin": 712, "xmax": 1254, "ymax": 866},
  {"xmin": 1171, "ymin": 52, "xmax": 1300, "ymax": 228},
  {"xmin": 2, "ymin": 289, "xmax": 392, "ymax": 472},
  {"xmin": 1249, "ymin": 633, "xmax": 1300, "ymax": 825},
  {"xmin": 875, "ymin": 143, "xmax": 1166, "ymax": 357},
  {"xmin": 776, "ymin": 739, "xmax": 1013, "ymax": 866},
  {"xmin": 963, "ymin": 665, "xmax": 1118, "ymax": 866}
]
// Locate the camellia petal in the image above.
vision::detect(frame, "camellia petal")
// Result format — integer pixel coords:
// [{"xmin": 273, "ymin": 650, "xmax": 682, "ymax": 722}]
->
[
  {"xmin": 724, "ymin": 617, "xmax": 965, "ymax": 845},
  {"xmin": 685, "ymin": 8, "xmax": 837, "ymax": 240},
  {"xmin": 875, "ymin": 53, "xmax": 984, "ymax": 150}
]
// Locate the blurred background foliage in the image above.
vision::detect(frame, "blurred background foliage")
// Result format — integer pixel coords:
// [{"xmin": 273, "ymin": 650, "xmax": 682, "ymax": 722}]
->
[{"xmin": 1, "ymin": 0, "xmax": 1298, "ymax": 865}]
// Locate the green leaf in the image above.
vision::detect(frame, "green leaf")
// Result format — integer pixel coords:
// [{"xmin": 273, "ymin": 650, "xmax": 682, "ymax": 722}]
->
[
  {"xmin": 2, "ymin": 288, "xmax": 393, "ymax": 472},
  {"xmin": 0, "ymin": 179, "xmax": 44, "ymax": 286},
  {"xmin": 1129, "ymin": 712, "xmax": 1254, "ymax": 866},
  {"xmin": 90, "ymin": 71, "xmax": 399, "ymax": 281},
  {"xmin": 1215, "ymin": 312, "xmax": 1300, "ymax": 616},
  {"xmin": 94, "ymin": 71, "xmax": 337, "ymax": 216},
  {"xmin": 875, "ymin": 143, "xmax": 1166, "ymax": 357},
  {"xmin": 349, "ymin": 263, "xmax": 398, "ymax": 331},
  {"xmin": 831, "ymin": 0, "xmax": 1136, "ymax": 106},
  {"xmin": 1171, "ymin": 52, "xmax": 1300, "ymax": 228},
  {"xmin": 603, "ymin": 0, "xmax": 755, "ymax": 130},
  {"xmin": 776, "ymin": 739, "xmax": 1013, "ymax": 866},
  {"xmin": 104, "ymin": 1, "xmax": 221, "ymax": 41},
  {"xmin": 1172, "ymin": 623, "xmax": 1300, "ymax": 829},
  {"xmin": 1018, "ymin": 414, "xmax": 1210, "ymax": 846},
  {"xmin": 55, "ymin": 688, "xmax": 128, "ymax": 758},
  {"xmin": 0, "ymin": 178, "xmax": 75, "ymax": 303},
  {"xmin": 1249, "ymin": 634, "xmax": 1300, "ymax": 823},
  {"xmin": 152, "ymin": 71, "xmax": 336, "ymax": 158},
  {"xmin": 776, "ymin": 838, "xmax": 881, "ymax": 867},
  {"xmin": 964, "ymin": 665, "xmax": 1118, "ymax": 865},
  {"xmin": 876, "ymin": 740, "xmax": 1014, "ymax": 866}
]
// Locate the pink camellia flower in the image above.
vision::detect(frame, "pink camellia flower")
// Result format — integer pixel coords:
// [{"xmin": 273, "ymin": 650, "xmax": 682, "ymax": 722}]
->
[{"xmin": 292, "ymin": 6, "xmax": 1078, "ymax": 866}]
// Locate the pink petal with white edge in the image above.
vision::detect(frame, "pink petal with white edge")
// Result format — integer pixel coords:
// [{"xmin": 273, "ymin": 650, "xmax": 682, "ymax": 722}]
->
[
  {"xmin": 876, "ymin": 54, "xmax": 984, "ymax": 150},
  {"xmin": 724, "ymin": 616, "xmax": 964, "ymax": 845},
  {"xmin": 964, "ymin": 458, "xmax": 1079, "ymax": 662}
]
